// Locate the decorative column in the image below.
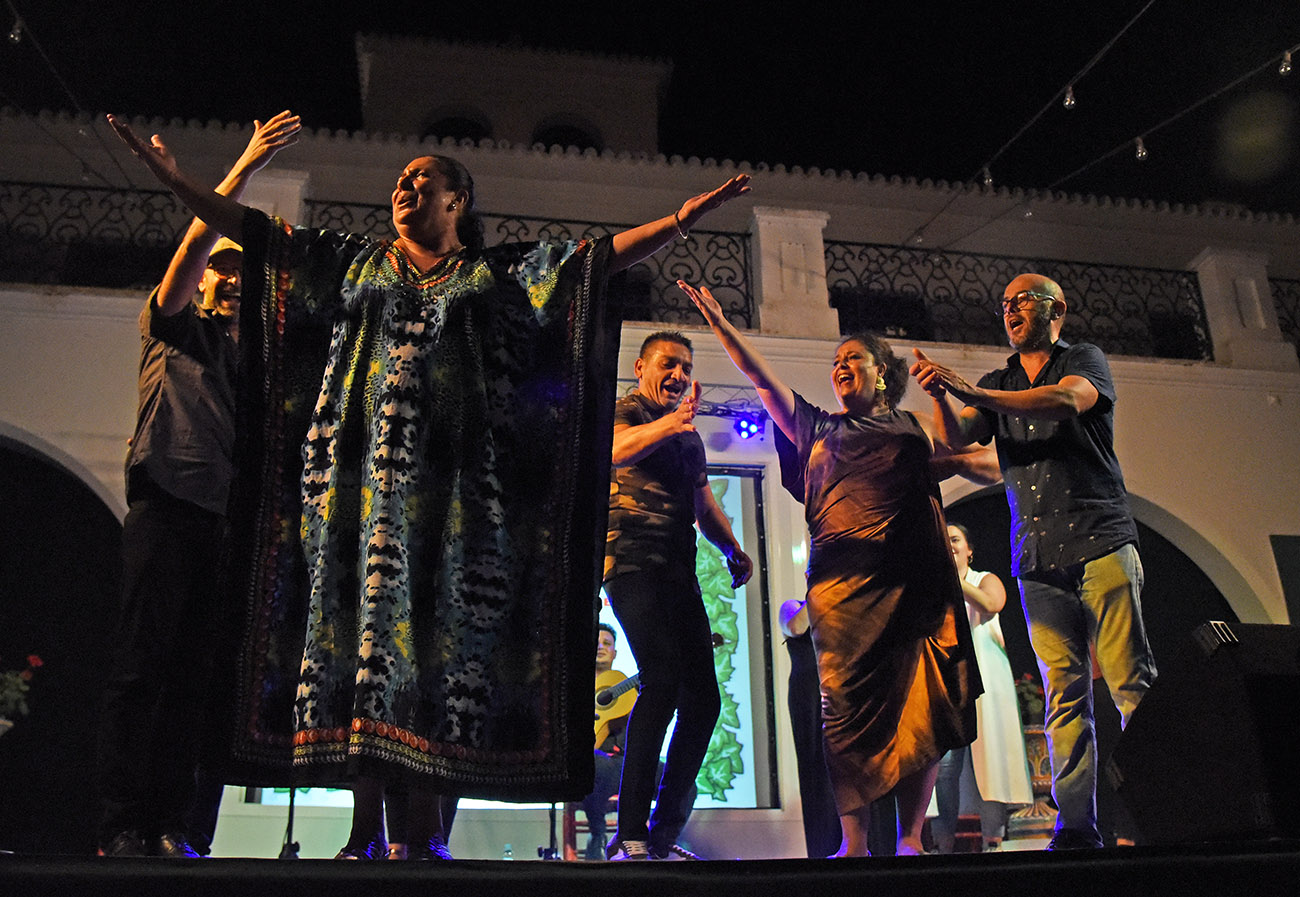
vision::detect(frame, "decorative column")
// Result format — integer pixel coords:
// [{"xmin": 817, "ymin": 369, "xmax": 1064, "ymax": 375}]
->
[
  {"xmin": 748, "ymin": 206, "xmax": 838, "ymax": 338},
  {"xmin": 1190, "ymin": 247, "xmax": 1298, "ymax": 372},
  {"xmin": 241, "ymin": 169, "xmax": 311, "ymax": 224}
]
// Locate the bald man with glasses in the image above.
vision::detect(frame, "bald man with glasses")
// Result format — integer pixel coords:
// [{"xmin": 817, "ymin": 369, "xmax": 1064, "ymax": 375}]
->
[{"xmin": 910, "ymin": 273, "xmax": 1156, "ymax": 851}]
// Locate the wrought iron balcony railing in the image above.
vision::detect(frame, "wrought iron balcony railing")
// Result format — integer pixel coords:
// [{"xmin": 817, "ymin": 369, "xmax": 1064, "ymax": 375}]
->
[
  {"xmin": 825, "ymin": 240, "xmax": 1214, "ymax": 361},
  {"xmin": 2, "ymin": 179, "xmax": 1252, "ymax": 364},
  {"xmin": 0, "ymin": 181, "xmax": 755, "ymax": 327},
  {"xmin": 1272, "ymin": 279, "xmax": 1300, "ymax": 362}
]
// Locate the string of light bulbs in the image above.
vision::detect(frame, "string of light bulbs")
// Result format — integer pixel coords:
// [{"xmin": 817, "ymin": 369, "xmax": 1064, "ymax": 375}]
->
[
  {"xmin": 4, "ymin": 0, "xmax": 139, "ymax": 188},
  {"xmin": 930, "ymin": 39, "xmax": 1300, "ymax": 254},
  {"xmin": 0, "ymin": 84, "xmax": 116, "ymax": 187},
  {"xmin": 901, "ymin": 0, "xmax": 1158, "ymax": 248}
]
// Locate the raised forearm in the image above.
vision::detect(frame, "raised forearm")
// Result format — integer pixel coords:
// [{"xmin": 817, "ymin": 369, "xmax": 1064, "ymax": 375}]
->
[
  {"xmin": 705, "ymin": 312, "xmax": 797, "ymax": 438},
  {"xmin": 609, "ymin": 212, "xmax": 685, "ymax": 273},
  {"xmin": 164, "ymin": 169, "xmax": 251, "ymax": 244},
  {"xmin": 610, "ymin": 419, "xmax": 681, "ymax": 467},
  {"xmin": 931, "ymin": 393, "xmax": 979, "ymax": 448},
  {"xmin": 610, "ymin": 175, "xmax": 751, "ymax": 272},
  {"xmin": 155, "ymin": 152, "xmax": 260, "ymax": 314}
]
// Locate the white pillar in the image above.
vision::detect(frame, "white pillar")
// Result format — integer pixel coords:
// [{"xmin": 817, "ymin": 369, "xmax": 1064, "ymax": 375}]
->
[
  {"xmin": 749, "ymin": 206, "xmax": 838, "ymax": 338},
  {"xmin": 241, "ymin": 169, "xmax": 311, "ymax": 223},
  {"xmin": 1190, "ymin": 247, "xmax": 1298, "ymax": 372}
]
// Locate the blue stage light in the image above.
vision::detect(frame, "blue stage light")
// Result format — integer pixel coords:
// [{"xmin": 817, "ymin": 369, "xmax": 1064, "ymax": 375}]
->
[{"xmin": 734, "ymin": 415, "xmax": 763, "ymax": 439}]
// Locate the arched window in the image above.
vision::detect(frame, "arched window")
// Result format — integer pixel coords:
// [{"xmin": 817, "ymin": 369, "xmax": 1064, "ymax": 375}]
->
[
  {"xmin": 424, "ymin": 116, "xmax": 492, "ymax": 143},
  {"xmin": 532, "ymin": 121, "xmax": 602, "ymax": 153}
]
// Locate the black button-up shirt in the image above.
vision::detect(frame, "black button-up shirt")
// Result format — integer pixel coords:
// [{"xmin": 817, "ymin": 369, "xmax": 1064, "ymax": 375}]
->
[{"xmin": 977, "ymin": 339, "xmax": 1138, "ymax": 578}]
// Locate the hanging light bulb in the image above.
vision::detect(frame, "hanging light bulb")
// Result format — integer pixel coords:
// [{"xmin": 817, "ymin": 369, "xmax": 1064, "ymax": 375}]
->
[
  {"xmin": 7, "ymin": 16, "xmax": 22, "ymax": 44},
  {"xmin": 1281, "ymin": 50, "xmax": 1293, "ymax": 76},
  {"xmin": 981, "ymin": 167, "xmax": 993, "ymax": 188},
  {"xmin": 1135, "ymin": 137, "xmax": 1148, "ymax": 161},
  {"xmin": 1063, "ymin": 85, "xmax": 1077, "ymax": 109}
]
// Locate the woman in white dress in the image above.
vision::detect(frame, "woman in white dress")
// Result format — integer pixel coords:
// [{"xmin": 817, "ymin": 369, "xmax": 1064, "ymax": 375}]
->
[{"xmin": 932, "ymin": 523, "xmax": 1034, "ymax": 851}]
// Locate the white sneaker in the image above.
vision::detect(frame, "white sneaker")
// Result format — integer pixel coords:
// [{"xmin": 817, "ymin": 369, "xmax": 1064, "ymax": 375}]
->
[
  {"xmin": 651, "ymin": 843, "xmax": 703, "ymax": 861},
  {"xmin": 607, "ymin": 839, "xmax": 650, "ymax": 861}
]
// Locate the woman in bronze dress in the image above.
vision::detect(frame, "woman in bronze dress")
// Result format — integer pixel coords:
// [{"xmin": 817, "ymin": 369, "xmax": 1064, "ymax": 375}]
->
[{"xmin": 679, "ymin": 281, "xmax": 980, "ymax": 856}]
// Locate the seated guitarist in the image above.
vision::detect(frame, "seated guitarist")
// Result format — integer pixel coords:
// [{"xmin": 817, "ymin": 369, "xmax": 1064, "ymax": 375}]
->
[
  {"xmin": 584, "ymin": 622, "xmax": 703, "ymax": 860},
  {"xmin": 581, "ymin": 624, "xmax": 630, "ymax": 859}
]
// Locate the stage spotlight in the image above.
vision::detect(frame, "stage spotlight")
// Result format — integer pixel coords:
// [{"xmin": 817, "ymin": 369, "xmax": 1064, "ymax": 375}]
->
[{"xmin": 734, "ymin": 415, "xmax": 763, "ymax": 439}]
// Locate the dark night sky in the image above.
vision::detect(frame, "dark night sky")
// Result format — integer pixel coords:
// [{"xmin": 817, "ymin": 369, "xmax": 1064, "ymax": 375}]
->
[{"xmin": 3, "ymin": 1, "xmax": 1298, "ymax": 213}]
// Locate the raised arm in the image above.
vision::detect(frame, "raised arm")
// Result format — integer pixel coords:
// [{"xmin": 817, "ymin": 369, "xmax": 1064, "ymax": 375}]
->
[
  {"xmin": 108, "ymin": 114, "xmax": 276, "ymax": 247},
  {"xmin": 677, "ymin": 280, "xmax": 798, "ymax": 442},
  {"xmin": 154, "ymin": 112, "xmax": 301, "ymax": 316},
  {"xmin": 609, "ymin": 175, "xmax": 751, "ymax": 273}
]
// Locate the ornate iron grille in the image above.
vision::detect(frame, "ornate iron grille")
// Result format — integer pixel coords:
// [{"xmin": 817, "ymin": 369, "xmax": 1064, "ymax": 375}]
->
[
  {"xmin": 0, "ymin": 181, "xmax": 191, "ymax": 288},
  {"xmin": 0, "ymin": 181, "xmax": 754, "ymax": 325},
  {"xmin": 825, "ymin": 240, "xmax": 1213, "ymax": 361},
  {"xmin": 306, "ymin": 200, "xmax": 754, "ymax": 328},
  {"xmin": 1272, "ymin": 278, "xmax": 1300, "ymax": 362}
]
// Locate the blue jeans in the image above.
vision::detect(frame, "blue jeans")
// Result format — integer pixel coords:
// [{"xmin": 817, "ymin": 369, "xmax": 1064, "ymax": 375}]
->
[
  {"xmin": 1019, "ymin": 543, "xmax": 1156, "ymax": 844},
  {"xmin": 932, "ymin": 746, "xmax": 1008, "ymax": 850}
]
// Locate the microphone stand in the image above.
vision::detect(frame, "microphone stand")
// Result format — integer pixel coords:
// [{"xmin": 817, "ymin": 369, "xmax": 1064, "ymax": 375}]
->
[{"xmin": 278, "ymin": 788, "xmax": 301, "ymax": 859}]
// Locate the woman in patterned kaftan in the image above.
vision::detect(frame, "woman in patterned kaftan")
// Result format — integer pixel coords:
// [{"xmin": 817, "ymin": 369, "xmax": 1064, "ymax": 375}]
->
[
  {"xmin": 679, "ymin": 281, "xmax": 981, "ymax": 857},
  {"xmin": 108, "ymin": 113, "xmax": 751, "ymax": 859}
]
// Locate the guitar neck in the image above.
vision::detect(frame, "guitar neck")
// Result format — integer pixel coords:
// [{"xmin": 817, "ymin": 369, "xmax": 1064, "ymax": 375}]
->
[{"xmin": 596, "ymin": 673, "xmax": 640, "ymax": 707}]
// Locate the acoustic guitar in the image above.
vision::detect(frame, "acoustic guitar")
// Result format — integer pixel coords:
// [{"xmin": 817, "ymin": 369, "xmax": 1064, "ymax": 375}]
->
[
  {"xmin": 593, "ymin": 669, "xmax": 639, "ymax": 747},
  {"xmin": 592, "ymin": 633, "xmax": 724, "ymax": 747}
]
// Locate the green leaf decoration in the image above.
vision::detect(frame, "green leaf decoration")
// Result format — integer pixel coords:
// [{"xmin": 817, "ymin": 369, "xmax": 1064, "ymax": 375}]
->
[{"xmin": 692, "ymin": 479, "xmax": 747, "ymax": 800}]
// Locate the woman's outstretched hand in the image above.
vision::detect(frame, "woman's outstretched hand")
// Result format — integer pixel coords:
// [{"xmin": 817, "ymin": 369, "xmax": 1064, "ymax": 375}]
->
[
  {"xmin": 677, "ymin": 174, "xmax": 752, "ymax": 229},
  {"xmin": 233, "ymin": 110, "xmax": 302, "ymax": 176},
  {"xmin": 677, "ymin": 280, "xmax": 727, "ymax": 328},
  {"xmin": 107, "ymin": 114, "xmax": 182, "ymax": 185}
]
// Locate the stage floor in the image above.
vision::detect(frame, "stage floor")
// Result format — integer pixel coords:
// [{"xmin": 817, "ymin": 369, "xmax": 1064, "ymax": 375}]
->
[{"xmin": 3, "ymin": 840, "xmax": 1298, "ymax": 897}]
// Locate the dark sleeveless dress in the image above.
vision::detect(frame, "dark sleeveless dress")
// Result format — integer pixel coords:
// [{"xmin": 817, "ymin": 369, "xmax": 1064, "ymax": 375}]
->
[{"xmin": 775, "ymin": 393, "xmax": 981, "ymax": 813}]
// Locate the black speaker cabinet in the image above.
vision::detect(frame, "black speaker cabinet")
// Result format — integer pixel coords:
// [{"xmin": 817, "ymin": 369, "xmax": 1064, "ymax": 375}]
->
[{"xmin": 1107, "ymin": 621, "xmax": 1300, "ymax": 844}]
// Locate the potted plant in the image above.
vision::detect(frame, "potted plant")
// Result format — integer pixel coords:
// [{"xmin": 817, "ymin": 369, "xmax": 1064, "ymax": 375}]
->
[{"xmin": 0, "ymin": 653, "xmax": 44, "ymax": 735}]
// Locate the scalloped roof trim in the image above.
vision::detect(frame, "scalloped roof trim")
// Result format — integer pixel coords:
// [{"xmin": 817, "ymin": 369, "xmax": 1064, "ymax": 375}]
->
[
  {"xmin": 10, "ymin": 106, "xmax": 1296, "ymax": 225},
  {"xmin": 354, "ymin": 31, "xmax": 672, "ymax": 71}
]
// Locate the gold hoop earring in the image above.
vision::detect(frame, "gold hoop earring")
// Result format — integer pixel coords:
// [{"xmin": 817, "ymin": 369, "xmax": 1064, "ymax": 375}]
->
[{"xmin": 875, "ymin": 375, "xmax": 887, "ymax": 392}]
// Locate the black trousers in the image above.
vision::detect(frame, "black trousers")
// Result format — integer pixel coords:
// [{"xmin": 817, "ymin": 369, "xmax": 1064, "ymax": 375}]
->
[
  {"xmin": 96, "ymin": 483, "xmax": 225, "ymax": 844},
  {"xmin": 605, "ymin": 569, "xmax": 718, "ymax": 851},
  {"xmin": 786, "ymin": 632, "xmax": 841, "ymax": 857}
]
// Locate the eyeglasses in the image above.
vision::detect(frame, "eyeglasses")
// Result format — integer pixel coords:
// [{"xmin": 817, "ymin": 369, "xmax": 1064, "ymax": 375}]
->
[{"xmin": 1000, "ymin": 290, "xmax": 1055, "ymax": 313}]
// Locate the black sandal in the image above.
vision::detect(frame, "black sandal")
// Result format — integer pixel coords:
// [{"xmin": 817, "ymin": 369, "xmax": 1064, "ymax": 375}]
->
[
  {"xmin": 409, "ymin": 836, "xmax": 454, "ymax": 860},
  {"xmin": 334, "ymin": 838, "xmax": 388, "ymax": 860}
]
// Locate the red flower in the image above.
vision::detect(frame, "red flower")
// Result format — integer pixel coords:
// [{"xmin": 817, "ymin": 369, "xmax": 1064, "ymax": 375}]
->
[{"xmin": 27, "ymin": 655, "xmax": 43, "ymax": 669}]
